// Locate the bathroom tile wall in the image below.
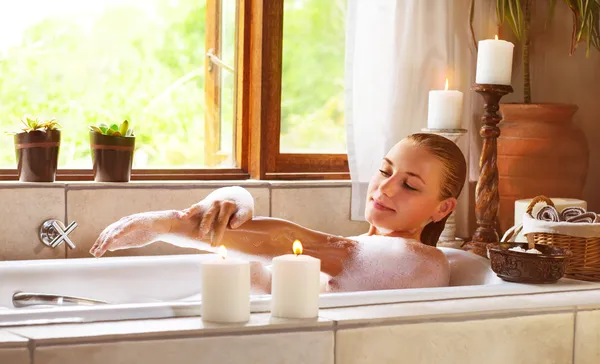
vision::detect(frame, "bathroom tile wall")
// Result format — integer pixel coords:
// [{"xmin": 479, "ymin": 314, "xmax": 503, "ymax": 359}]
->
[
  {"xmin": 335, "ymin": 313, "xmax": 574, "ymax": 364},
  {"xmin": 0, "ymin": 184, "xmax": 66, "ymax": 260},
  {"xmin": 574, "ymin": 309, "xmax": 600, "ymax": 364},
  {"xmin": 0, "ymin": 181, "xmax": 369, "ymax": 261},
  {"xmin": 33, "ymin": 331, "xmax": 334, "ymax": 364},
  {"xmin": 270, "ymin": 185, "xmax": 368, "ymax": 237}
]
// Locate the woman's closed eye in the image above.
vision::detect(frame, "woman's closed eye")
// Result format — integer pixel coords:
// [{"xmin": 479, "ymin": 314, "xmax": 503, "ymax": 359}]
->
[
  {"xmin": 379, "ymin": 169, "xmax": 391, "ymax": 177},
  {"xmin": 403, "ymin": 181, "xmax": 418, "ymax": 191},
  {"xmin": 379, "ymin": 169, "xmax": 418, "ymax": 191}
]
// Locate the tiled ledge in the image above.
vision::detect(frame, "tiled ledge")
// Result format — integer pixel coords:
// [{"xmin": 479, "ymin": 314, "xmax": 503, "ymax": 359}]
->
[
  {"xmin": 1, "ymin": 287, "xmax": 600, "ymax": 363},
  {"xmin": 4, "ymin": 285, "xmax": 598, "ymax": 343},
  {"xmin": 6, "ymin": 314, "xmax": 334, "ymax": 346},
  {"xmin": 0, "ymin": 330, "xmax": 28, "ymax": 349}
]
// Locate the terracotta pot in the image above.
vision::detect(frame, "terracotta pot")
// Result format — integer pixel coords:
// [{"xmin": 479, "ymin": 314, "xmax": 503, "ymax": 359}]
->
[
  {"xmin": 90, "ymin": 132, "xmax": 135, "ymax": 182},
  {"xmin": 497, "ymin": 103, "xmax": 589, "ymax": 233},
  {"xmin": 14, "ymin": 130, "xmax": 60, "ymax": 182}
]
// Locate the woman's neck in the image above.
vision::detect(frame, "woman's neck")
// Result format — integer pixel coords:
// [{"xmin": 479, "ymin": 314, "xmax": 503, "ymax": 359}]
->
[{"xmin": 377, "ymin": 228, "xmax": 422, "ymax": 241}]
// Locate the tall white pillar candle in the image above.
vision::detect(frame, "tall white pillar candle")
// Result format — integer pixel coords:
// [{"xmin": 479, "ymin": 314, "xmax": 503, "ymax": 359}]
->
[
  {"xmin": 201, "ymin": 246, "xmax": 250, "ymax": 323},
  {"xmin": 475, "ymin": 36, "xmax": 514, "ymax": 85},
  {"xmin": 513, "ymin": 198, "xmax": 587, "ymax": 242},
  {"xmin": 427, "ymin": 79, "xmax": 464, "ymax": 129},
  {"xmin": 271, "ymin": 240, "xmax": 321, "ymax": 319}
]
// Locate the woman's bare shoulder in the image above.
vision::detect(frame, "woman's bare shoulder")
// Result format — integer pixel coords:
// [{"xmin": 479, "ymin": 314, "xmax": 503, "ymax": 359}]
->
[{"xmin": 337, "ymin": 235, "xmax": 450, "ymax": 291}]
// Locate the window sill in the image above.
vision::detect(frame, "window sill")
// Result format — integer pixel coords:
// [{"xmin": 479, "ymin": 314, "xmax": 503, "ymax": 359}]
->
[{"xmin": 0, "ymin": 179, "xmax": 352, "ymax": 190}]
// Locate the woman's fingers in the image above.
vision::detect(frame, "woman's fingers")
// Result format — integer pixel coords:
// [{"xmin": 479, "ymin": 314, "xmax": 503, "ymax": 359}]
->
[
  {"xmin": 213, "ymin": 201, "xmax": 236, "ymax": 244},
  {"xmin": 92, "ymin": 221, "xmax": 115, "ymax": 253},
  {"xmin": 230, "ymin": 207, "xmax": 252, "ymax": 229},
  {"xmin": 90, "ymin": 234, "xmax": 104, "ymax": 256},
  {"xmin": 93, "ymin": 221, "xmax": 135, "ymax": 257},
  {"xmin": 91, "ymin": 219, "xmax": 125, "ymax": 256},
  {"xmin": 181, "ymin": 203, "xmax": 203, "ymax": 219},
  {"xmin": 199, "ymin": 202, "xmax": 219, "ymax": 239},
  {"xmin": 90, "ymin": 216, "xmax": 138, "ymax": 257}
]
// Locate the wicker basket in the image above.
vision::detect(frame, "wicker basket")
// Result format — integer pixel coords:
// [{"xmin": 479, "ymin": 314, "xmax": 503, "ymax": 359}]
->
[{"xmin": 521, "ymin": 196, "xmax": 600, "ymax": 282}]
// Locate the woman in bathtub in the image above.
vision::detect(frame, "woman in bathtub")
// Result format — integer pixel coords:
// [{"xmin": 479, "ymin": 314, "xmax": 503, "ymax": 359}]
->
[{"xmin": 90, "ymin": 133, "xmax": 467, "ymax": 292}]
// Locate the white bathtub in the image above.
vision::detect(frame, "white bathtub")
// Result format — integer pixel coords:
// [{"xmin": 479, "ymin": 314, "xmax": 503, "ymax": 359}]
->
[{"xmin": 0, "ymin": 248, "xmax": 595, "ymax": 327}]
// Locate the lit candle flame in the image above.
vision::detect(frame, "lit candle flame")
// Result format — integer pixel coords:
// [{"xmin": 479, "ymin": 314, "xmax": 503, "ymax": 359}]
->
[
  {"xmin": 218, "ymin": 245, "xmax": 227, "ymax": 259},
  {"xmin": 495, "ymin": 34, "xmax": 498, "ymax": 40},
  {"xmin": 292, "ymin": 240, "xmax": 303, "ymax": 256},
  {"xmin": 444, "ymin": 78, "xmax": 449, "ymax": 91}
]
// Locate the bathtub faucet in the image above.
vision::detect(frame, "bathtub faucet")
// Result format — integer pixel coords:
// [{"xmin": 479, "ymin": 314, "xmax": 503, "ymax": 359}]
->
[{"xmin": 39, "ymin": 219, "xmax": 78, "ymax": 249}]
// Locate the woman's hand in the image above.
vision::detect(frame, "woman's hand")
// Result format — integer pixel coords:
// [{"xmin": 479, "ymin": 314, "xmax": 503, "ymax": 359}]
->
[
  {"xmin": 180, "ymin": 186, "xmax": 254, "ymax": 246},
  {"xmin": 90, "ymin": 210, "xmax": 178, "ymax": 258}
]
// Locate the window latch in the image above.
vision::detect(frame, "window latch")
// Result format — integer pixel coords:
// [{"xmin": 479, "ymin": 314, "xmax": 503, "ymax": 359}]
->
[{"xmin": 206, "ymin": 48, "xmax": 234, "ymax": 73}]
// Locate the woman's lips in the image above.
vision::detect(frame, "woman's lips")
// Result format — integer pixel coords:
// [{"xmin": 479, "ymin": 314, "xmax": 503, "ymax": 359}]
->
[{"xmin": 372, "ymin": 198, "xmax": 395, "ymax": 212}]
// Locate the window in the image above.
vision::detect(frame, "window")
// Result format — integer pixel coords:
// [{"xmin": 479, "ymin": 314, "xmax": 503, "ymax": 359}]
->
[
  {"xmin": 0, "ymin": 0, "xmax": 348, "ymax": 180},
  {"xmin": 246, "ymin": 0, "xmax": 349, "ymax": 179},
  {"xmin": 280, "ymin": 0, "xmax": 347, "ymax": 154}
]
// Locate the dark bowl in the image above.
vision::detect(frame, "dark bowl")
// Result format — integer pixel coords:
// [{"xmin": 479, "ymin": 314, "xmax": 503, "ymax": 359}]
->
[{"xmin": 488, "ymin": 243, "xmax": 572, "ymax": 284}]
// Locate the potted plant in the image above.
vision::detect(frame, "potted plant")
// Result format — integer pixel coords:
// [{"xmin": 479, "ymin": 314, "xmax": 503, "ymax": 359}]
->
[
  {"xmin": 9, "ymin": 116, "xmax": 61, "ymax": 182},
  {"xmin": 89, "ymin": 120, "xmax": 135, "ymax": 182},
  {"xmin": 471, "ymin": 1, "xmax": 599, "ymax": 232}
]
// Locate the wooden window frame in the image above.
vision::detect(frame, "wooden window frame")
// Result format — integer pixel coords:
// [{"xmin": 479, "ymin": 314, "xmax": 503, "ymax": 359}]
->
[
  {"xmin": 0, "ymin": 0, "xmax": 347, "ymax": 181},
  {"xmin": 243, "ymin": 0, "xmax": 349, "ymax": 180}
]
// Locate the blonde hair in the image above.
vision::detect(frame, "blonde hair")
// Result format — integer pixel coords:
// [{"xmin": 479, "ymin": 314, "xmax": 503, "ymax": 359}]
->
[{"xmin": 406, "ymin": 133, "xmax": 467, "ymax": 246}]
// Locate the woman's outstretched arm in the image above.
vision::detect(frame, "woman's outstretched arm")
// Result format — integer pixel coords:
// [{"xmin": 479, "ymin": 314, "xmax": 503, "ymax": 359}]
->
[
  {"xmin": 91, "ymin": 211, "xmax": 357, "ymax": 277},
  {"xmin": 89, "ymin": 186, "xmax": 449, "ymax": 291}
]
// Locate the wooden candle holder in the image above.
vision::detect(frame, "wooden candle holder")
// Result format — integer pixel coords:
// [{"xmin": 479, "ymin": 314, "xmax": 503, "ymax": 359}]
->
[{"xmin": 463, "ymin": 83, "xmax": 513, "ymax": 258}]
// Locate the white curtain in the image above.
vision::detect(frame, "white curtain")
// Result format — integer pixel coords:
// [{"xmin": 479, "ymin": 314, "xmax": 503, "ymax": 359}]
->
[{"xmin": 345, "ymin": 0, "xmax": 496, "ymax": 237}]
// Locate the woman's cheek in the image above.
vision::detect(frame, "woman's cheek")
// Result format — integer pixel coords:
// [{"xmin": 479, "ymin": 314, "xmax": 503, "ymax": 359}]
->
[{"xmin": 366, "ymin": 176, "xmax": 379, "ymax": 196}]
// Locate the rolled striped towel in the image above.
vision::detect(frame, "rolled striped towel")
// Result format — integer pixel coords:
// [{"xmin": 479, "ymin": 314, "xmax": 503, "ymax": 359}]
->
[
  {"xmin": 560, "ymin": 207, "xmax": 587, "ymax": 221},
  {"xmin": 566, "ymin": 211, "xmax": 597, "ymax": 224},
  {"xmin": 536, "ymin": 205, "xmax": 561, "ymax": 222}
]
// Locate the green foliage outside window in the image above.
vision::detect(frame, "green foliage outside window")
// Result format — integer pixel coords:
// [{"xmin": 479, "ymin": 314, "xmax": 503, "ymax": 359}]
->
[{"xmin": 0, "ymin": 0, "xmax": 346, "ymax": 168}]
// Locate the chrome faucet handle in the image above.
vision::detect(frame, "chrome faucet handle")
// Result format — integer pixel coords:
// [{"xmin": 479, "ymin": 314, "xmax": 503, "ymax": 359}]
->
[{"xmin": 39, "ymin": 219, "xmax": 78, "ymax": 249}]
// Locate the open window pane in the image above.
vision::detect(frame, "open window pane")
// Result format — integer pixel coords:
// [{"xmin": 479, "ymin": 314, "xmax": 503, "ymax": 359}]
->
[
  {"xmin": 0, "ymin": 0, "xmax": 237, "ymax": 169},
  {"xmin": 279, "ymin": 0, "xmax": 347, "ymax": 154},
  {"xmin": 204, "ymin": 0, "xmax": 237, "ymax": 167},
  {"xmin": 218, "ymin": 0, "xmax": 237, "ymax": 163}
]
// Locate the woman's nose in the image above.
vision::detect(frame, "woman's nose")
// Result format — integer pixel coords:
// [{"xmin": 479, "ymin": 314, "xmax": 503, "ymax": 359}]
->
[{"xmin": 379, "ymin": 175, "xmax": 399, "ymax": 197}]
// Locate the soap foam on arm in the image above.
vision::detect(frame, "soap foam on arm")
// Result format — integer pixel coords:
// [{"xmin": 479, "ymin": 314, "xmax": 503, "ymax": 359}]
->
[{"xmin": 328, "ymin": 235, "xmax": 450, "ymax": 292}]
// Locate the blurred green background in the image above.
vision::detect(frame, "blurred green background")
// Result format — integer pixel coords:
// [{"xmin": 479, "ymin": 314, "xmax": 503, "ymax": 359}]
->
[{"xmin": 0, "ymin": 0, "xmax": 346, "ymax": 169}]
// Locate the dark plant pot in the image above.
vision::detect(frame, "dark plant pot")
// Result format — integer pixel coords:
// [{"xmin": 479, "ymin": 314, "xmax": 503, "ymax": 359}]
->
[
  {"xmin": 90, "ymin": 132, "xmax": 135, "ymax": 182},
  {"xmin": 14, "ymin": 130, "xmax": 61, "ymax": 182}
]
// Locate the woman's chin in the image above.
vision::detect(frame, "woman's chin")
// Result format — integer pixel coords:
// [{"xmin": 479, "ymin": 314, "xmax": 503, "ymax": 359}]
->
[{"xmin": 365, "ymin": 208, "xmax": 393, "ymax": 228}]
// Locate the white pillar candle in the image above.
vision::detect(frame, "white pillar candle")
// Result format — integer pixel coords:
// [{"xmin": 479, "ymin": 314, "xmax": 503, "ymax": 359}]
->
[
  {"xmin": 427, "ymin": 79, "xmax": 463, "ymax": 129},
  {"xmin": 513, "ymin": 198, "xmax": 587, "ymax": 242},
  {"xmin": 475, "ymin": 35, "xmax": 514, "ymax": 85},
  {"xmin": 271, "ymin": 240, "xmax": 321, "ymax": 319},
  {"xmin": 201, "ymin": 246, "xmax": 250, "ymax": 323}
]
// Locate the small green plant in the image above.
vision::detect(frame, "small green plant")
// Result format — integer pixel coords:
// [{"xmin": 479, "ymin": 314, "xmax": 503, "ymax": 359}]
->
[
  {"xmin": 7, "ymin": 116, "xmax": 61, "ymax": 134},
  {"xmin": 89, "ymin": 120, "xmax": 134, "ymax": 137}
]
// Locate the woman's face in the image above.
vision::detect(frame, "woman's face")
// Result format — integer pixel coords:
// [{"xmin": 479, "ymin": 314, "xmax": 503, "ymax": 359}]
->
[{"xmin": 365, "ymin": 139, "xmax": 454, "ymax": 235}]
